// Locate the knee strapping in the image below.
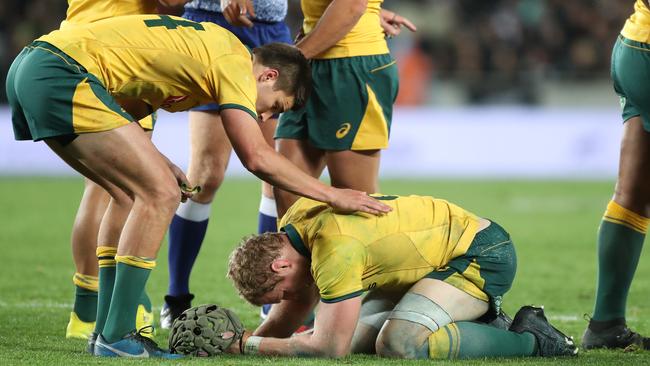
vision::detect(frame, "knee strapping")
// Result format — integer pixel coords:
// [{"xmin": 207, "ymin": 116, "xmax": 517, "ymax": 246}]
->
[{"xmin": 387, "ymin": 293, "xmax": 453, "ymax": 332}]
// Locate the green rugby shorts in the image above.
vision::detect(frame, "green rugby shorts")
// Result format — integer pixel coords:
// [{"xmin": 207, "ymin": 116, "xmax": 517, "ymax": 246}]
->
[
  {"xmin": 612, "ymin": 35, "xmax": 650, "ymax": 131},
  {"xmin": 276, "ymin": 54, "xmax": 399, "ymax": 151}
]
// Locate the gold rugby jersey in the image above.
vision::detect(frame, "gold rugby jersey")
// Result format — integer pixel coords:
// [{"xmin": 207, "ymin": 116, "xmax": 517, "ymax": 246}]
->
[
  {"xmin": 39, "ymin": 15, "xmax": 257, "ymax": 116},
  {"xmin": 278, "ymin": 195, "xmax": 480, "ymax": 302},
  {"xmin": 622, "ymin": 0, "xmax": 650, "ymax": 43},
  {"xmin": 301, "ymin": 0, "xmax": 388, "ymax": 59},
  {"xmin": 60, "ymin": 0, "xmax": 159, "ymax": 29}
]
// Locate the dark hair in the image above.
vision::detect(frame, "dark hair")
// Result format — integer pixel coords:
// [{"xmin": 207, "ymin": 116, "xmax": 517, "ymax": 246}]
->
[{"xmin": 253, "ymin": 43, "xmax": 311, "ymax": 111}]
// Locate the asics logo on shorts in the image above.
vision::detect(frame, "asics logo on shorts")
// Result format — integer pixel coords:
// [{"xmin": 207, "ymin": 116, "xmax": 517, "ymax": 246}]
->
[{"xmin": 336, "ymin": 123, "xmax": 351, "ymax": 139}]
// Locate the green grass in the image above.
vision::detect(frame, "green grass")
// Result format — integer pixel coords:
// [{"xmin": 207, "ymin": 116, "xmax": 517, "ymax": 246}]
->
[{"xmin": 1, "ymin": 177, "xmax": 649, "ymax": 365}]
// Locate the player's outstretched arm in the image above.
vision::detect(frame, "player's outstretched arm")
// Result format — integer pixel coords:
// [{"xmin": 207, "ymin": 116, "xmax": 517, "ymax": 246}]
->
[
  {"xmin": 295, "ymin": 0, "xmax": 368, "ymax": 59},
  {"xmin": 232, "ymin": 297, "xmax": 362, "ymax": 357},
  {"xmin": 220, "ymin": 109, "xmax": 391, "ymax": 215}
]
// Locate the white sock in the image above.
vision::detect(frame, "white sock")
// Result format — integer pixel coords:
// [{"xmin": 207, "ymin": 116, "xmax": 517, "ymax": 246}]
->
[{"xmin": 175, "ymin": 199, "xmax": 212, "ymax": 222}]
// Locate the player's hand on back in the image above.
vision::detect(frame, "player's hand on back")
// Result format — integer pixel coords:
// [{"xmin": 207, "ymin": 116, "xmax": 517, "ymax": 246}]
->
[
  {"xmin": 329, "ymin": 188, "xmax": 392, "ymax": 215},
  {"xmin": 222, "ymin": 0, "xmax": 256, "ymax": 28}
]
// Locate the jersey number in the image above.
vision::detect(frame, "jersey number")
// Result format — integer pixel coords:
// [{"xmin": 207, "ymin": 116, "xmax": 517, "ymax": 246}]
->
[{"xmin": 144, "ymin": 15, "xmax": 205, "ymax": 31}]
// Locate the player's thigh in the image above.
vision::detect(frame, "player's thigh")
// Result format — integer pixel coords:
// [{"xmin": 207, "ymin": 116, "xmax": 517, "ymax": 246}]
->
[
  {"xmin": 326, "ymin": 149, "xmax": 381, "ymax": 193},
  {"xmin": 63, "ymin": 123, "xmax": 178, "ymax": 204},
  {"xmin": 188, "ymin": 110, "xmax": 233, "ymax": 197},
  {"xmin": 274, "ymin": 138, "xmax": 326, "ymax": 215},
  {"xmin": 376, "ymin": 279, "xmax": 488, "ymax": 357},
  {"xmin": 352, "ymin": 289, "xmax": 404, "ymax": 354},
  {"xmin": 611, "ymin": 36, "xmax": 650, "ymax": 214},
  {"xmin": 614, "ymin": 117, "xmax": 650, "ymax": 215}
]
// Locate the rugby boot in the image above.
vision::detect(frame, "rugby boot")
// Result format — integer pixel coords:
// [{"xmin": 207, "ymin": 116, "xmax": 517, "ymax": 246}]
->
[
  {"xmin": 135, "ymin": 304, "xmax": 155, "ymax": 339},
  {"xmin": 65, "ymin": 311, "xmax": 95, "ymax": 340},
  {"xmin": 510, "ymin": 305, "xmax": 578, "ymax": 357},
  {"xmin": 582, "ymin": 318, "xmax": 650, "ymax": 350},
  {"xmin": 94, "ymin": 327, "xmax": 181, "ymax": 359},
  {"xmin": 160, "ymin": 293, "xmax": 194, "ymax": 329}
]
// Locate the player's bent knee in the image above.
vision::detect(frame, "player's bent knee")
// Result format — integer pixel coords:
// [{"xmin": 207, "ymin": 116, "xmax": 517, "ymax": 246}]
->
[
  {"xmin": 196, "ymin": 170, "xmax": 226, "ymax": 197},
  {"xmin": 375, "ymin": 320, "xmax": 429, "ymax": 359}
]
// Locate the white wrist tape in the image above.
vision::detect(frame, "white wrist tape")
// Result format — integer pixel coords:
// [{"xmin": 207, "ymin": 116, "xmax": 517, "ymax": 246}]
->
[{"xmin": 244, "ymin": 335, "xmax": 263, "ymax": 355}]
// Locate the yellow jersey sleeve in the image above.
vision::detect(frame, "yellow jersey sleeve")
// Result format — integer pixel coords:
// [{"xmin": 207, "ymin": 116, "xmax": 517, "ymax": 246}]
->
[
  {"xmin": 311, "ymin": 234, "xmax": 367, "ymax": 303},
  {"xmin": 206, "ymin": 54, "xmax": 258, "ymax": 119},
  {"xmin": 622, "ymin": 0, "xmax": 650, "ymax": 43}
]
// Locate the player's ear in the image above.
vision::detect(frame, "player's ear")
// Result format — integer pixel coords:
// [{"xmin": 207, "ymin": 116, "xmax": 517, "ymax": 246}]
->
[
  {"xmin": 259, "ymin": 68, "xmax": 279, "ymax": 82},
  {"xmin": 270, "ymin": 258, "xmax": 291, "ymax": 273}
]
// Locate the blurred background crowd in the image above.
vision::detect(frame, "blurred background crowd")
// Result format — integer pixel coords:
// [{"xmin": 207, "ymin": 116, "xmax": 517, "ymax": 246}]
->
[{"xmin": 0, "ymin": 0, "xmax": 634, "ymax": 105}]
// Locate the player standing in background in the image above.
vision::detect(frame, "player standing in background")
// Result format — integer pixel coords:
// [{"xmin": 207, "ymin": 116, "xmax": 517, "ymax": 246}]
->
[
  {"xmin": 582, "ymin": 0, "xmax": 650, "ymax": 350},
  {"xmin": 60, "ymin": 0, "xmax": 189, "ymax": 341},
  {"xmin": 161, "ymin": 0, "xmax": 294, "ymax": 328},
  {"xmin": 273, "ymin": 0, "xmax": 416, "ymax": 219}
]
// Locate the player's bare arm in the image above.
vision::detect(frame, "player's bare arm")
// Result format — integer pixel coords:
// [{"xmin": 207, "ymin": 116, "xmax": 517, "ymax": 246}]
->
[
  {"xmin": 295, "ymin": 0, "xmax": 368, "ymax": 59},
  {"xmin": 235, "ymin": 298, "xmax": 362, "ymax": 357},
  {"xmin": 254, "ymin": 288, "xmax": 319, "ymax": 338},
  {"xmin": 220, "ymin": 108, "xmax": 391, "ymax": 215}
]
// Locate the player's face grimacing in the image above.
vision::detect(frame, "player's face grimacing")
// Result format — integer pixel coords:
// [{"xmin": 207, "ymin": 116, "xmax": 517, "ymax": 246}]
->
[{"xmin": 254, "ymin": 68, "xmax": 295, "ymax": 122}]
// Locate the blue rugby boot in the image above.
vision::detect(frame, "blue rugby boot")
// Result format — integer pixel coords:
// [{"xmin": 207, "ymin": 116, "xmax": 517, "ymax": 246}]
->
[{"xmin": 94, "ymin": 327, "xmax": 182, "ymax": 359}]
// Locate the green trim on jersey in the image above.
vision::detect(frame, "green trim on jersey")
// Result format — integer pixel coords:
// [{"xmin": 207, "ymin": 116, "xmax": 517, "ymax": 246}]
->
[
  {"xmin": 320, "ymin": 290, "xmax": 364, "ymax": 304},
  {"xmin": 282, "ymin": 224, "xmax": 310, "ymax": 258},
  {"xmin": 219, "ymin": 103, "xmax": 257, "ymax": 120}
]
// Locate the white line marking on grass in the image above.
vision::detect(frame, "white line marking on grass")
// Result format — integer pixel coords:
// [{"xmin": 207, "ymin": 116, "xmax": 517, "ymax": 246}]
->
[{"xmin": 548, "ymin": 314, "xmax": 638, "ymax": 322}]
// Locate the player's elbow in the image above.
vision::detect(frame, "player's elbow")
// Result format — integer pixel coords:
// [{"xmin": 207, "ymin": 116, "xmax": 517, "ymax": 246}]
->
[
  {"xmin": 319, "ymin": 340, "xmax": 352, "ymax": 358},
  {"xmin": 239, "ymin": 149, "xmax": 267, "ymax": 175}
]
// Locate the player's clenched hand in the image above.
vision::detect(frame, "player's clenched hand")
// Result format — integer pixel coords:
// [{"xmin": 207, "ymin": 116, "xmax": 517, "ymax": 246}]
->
[
  {"xmin": 222, "ymin": 0, "xmax": 256, "ymax": 28},
  {"xmin": 329, "ymin": 188, "xmax": 392, "ymax": 215},
  {"xmin": 380, "ymin": 9, "xmax": 416, "ymax": 38}
]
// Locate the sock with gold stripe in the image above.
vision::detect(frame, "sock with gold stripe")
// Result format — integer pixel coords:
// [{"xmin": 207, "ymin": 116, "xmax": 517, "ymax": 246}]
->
[
  {"xmin": 102, "ymin": 255, "xmax": 155, "ymax": 343},
  {"xmin": 593, "ymin": 200, "xmax": 649, "ymax": 321},
  {"xmin": 72, "ymin": 273, "xmax": 98, "ymax": 322},
  {"xmin": 95, "ymin": 246, "xmax": 117, "ymax": 335},
  {"xmin": 428, "ymin": 322, "xmax": 536, "ymax": 359}
]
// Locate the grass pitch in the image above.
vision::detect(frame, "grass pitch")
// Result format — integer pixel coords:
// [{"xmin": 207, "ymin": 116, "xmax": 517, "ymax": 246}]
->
[{"xmin": 1, "ymin": 177, "xmax": 649, "ymax": 365}]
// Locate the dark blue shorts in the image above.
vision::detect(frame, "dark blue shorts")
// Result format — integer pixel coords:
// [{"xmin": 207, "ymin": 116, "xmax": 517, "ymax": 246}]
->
[{"xmin": 184, "ymin": 8, "xmax": 292, "ymax": 112}]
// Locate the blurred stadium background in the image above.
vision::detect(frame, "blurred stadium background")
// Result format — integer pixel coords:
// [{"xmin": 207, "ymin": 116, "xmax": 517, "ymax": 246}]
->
[{"xmin": 3, "ymin": 1, "xmax": 650, "ymax": 364}]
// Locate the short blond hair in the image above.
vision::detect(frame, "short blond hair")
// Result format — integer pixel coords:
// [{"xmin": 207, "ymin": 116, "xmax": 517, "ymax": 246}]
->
[{"xmin": 227, "ymin": 232, "xmax": 286, "ymax": 306}]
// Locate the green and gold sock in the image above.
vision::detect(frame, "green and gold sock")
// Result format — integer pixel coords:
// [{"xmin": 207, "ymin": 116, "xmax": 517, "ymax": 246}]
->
[
  {"xmin": 72, "ymin": 273, "xmax": 98, "ymax": 322},
  {"xmin": 94, "ymin": 246, "xmax": 117, "ymax": 335},
  {"xmin": 102, "ymin": 255, "xmax": 155, "ymax": 343},
  {"xmin": 593, "ymin": 200, "xmax": 648, "ymax": 321},
  {"xmin": 428, "ymin": 322, "xmax": 536, "ymax": 359}
]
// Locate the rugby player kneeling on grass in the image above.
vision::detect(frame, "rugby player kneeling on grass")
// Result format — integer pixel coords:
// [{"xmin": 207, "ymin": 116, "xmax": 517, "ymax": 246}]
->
[{"xmin": 226, "ymin": 194, "xmax": 579, "ymax": 359}]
